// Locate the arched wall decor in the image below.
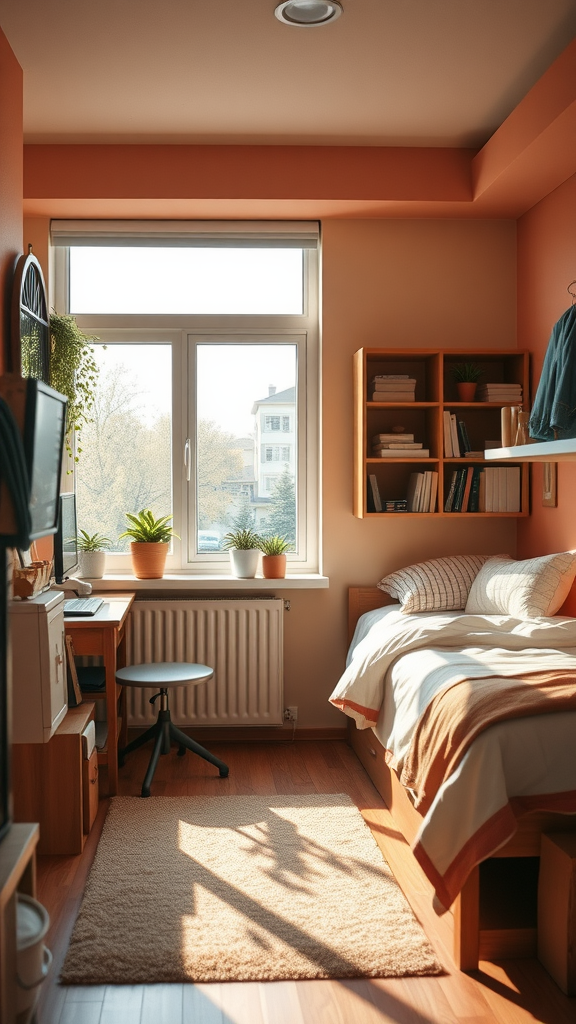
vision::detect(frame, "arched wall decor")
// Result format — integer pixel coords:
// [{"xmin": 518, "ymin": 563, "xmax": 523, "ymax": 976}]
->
[{"xmin": 10, "ymin": 247, "xmax": 49, "ymax": 381}]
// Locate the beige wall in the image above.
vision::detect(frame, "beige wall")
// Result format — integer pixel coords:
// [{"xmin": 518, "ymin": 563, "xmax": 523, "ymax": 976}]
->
[{"xmin": 283, "ymin": 218, "xmax": 518, "ymax": 728}]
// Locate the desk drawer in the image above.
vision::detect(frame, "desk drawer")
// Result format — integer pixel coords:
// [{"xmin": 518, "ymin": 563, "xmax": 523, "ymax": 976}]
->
[{"xmin": 82, "ymin": 748, "xmax": 99, "ymax": 833}]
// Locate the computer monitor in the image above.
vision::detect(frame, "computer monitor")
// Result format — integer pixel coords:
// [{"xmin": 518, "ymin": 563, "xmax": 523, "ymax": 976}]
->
[
  {"xmin": 24, "ymin": 379, "xmax": 68, "ymax": 540},
  {"xmin": 54, "ymin": 493, "xmax": 79, "ymax": 583}
]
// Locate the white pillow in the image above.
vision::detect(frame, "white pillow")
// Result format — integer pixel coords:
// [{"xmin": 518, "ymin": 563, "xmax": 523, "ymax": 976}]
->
[
  {"xmin": 377, "ymin": 555, "xmax": 490, "ymax": 614},
  {"xmin": 464, "ymin": 552, "xmax": 576, "ymax": 618}
]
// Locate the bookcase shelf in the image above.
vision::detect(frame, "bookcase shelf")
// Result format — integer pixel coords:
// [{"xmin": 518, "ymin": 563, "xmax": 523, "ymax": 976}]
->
[{"xmin": 354, "ymin": 348, "xmax": 530, "ymax": 518}]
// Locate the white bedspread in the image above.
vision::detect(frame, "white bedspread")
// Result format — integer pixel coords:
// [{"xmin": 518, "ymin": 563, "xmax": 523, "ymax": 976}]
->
[{"xmin": 331, "ymin": 605, "xmax": 576, "ymax": 910}]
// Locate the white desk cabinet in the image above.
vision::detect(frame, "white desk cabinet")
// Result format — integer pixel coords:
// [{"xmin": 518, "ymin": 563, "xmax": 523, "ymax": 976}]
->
[{"xmin": 10, "ymin": 591, "xmax": 68, "ymax": 743}]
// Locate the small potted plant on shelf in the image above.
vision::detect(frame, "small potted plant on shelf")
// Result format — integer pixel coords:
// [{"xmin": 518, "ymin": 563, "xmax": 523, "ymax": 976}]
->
[
  {"xmin": 258, "ymin": 535, "xmax": 290, "ymax": 579},
  {"xmin": 222, "ymin": 527, "xmax": 262, "ymax": 579},
  {"xmin": 119, "ymin": 509, "xmax": 178, "ymax": 579},
  {"xmin": 77, "ymin": 530, "xmax": 111, "ymax": 580},
  {"xmin": 451, "ymin": 362, "xmax": 483, "ymax": 402}
]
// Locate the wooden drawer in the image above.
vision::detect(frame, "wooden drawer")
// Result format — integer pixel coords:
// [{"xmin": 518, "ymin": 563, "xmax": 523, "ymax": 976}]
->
[{"xmin": 82, "ymin": 747, "xmax": 99, "ymax": 834}]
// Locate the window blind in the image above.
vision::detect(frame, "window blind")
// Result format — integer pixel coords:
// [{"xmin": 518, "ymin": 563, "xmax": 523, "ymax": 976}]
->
[{"xmin": 50, "ymin": 220, "xmax": 319, "ymax": 248}]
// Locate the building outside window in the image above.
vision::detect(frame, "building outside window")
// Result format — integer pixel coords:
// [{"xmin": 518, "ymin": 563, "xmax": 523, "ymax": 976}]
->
[{"xmin": 52, "ymin": 220, "xmax": 320, "ymax": 573}]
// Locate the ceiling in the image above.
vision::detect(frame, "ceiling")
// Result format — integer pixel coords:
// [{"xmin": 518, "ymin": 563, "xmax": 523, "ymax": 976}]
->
[{"xmin": 1, "ymin": 0, "xmax": 576, "ymax": 148}]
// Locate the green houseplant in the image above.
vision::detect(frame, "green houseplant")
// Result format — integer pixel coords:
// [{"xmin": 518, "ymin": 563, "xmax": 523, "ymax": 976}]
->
[
  {"xmin": 451, "ymin": 362, "xmax": 483, "ymax": 401},
  {"xmin": 119, "ymin": 509, "xmax": 179, "ymax": 579},
  {"xmin": 222, "ymin": 527, "xmax": 262, "ymax": 579},
  {"xmin": 77, "ymin": 530, "xmax": 111, "ymax": 580},
  {"xmin": 258, "ymin": 534, "xmax": 289, "ymax": 579},
  {"xmin": 49, "ymin": 312, "xmax": 100, "ymax": 464}
]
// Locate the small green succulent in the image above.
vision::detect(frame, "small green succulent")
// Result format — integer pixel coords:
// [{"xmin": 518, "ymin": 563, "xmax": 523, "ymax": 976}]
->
[
  {"xmin": 258, "ymin": 534, "xmax": 290, "ymax": 555},
  {"xmin": 77, "ymin": 530, "xmax": 111, "ymax": 552},
  {"xmin": 119, "ymin": 509, "xmax": 179, "ymax": 544},
  {"xmin": 222, "ymin": 527, "xmax": 262, "ymax": 550}
]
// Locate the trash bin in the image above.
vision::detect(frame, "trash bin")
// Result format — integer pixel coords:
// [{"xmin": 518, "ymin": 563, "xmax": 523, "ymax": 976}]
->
[{"xmin": 16, "ymin": 894, "xmax": 52, "ymax": 1020}]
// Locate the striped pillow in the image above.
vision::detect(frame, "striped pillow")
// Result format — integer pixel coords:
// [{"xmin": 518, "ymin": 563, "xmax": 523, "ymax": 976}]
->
[
  {"xmin": 465, "ymin": 552, "xmax": 576, "ymax": 618},
  {"xmin": 377, "ymin": 555, "xmax": 490, "ymax": 614}
]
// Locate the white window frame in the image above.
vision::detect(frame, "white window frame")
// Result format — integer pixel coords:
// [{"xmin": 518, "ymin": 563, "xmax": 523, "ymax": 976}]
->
[{"xmin": 52, "ymin": 226, "xmax": 320, "ymax": 575}]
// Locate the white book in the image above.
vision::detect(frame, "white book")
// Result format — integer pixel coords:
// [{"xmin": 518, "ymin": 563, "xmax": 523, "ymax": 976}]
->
[
  {"xmin": 506, "ymin": 466, "xmax": 521, "ymax": 512},
  {"xmin": 371, "ymin": 449, "xmax": 430, "ymax": 458},
  {"xmin": 372, "ymin": 442, "xmax": 423, "ymax": 449},
  {"xmin": 371, "ymin": 380, "xmax": 417, "ymax": 390},
  {"xmin": 420, "ymin": 471, "xmax": 432, "ymax": 513},
  {"xmin": 450, "ymin": 414, "xmax": 461, "ymax": 458},
  {"xmin": 428, "ymin": 471, "xmax": 438, "ymax": 513},
  {"xmin": 373, "ymin": 374, "xmax": 412, "ymax": 381},
  {"xmin": 407, "ymin": 472, "xmax": 423, "ymax": 512},
  {"xmin": 485, "ymin": 467, "xmax": 494, "ymax": 512},
  {"xmin": 443, "ymin": 411, "xmax": 453, "ymax": 457}
]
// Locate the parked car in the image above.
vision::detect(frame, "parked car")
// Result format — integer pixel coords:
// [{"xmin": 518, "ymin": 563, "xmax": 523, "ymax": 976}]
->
[{"xmin": 198, "ymin": 530, "xmax": 221, "ymax": 552}]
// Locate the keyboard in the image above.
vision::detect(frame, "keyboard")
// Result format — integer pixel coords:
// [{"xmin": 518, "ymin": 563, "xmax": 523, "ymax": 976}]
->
[{"xmin": 63, "ymin": 597, "xmax": 105, "ymax": 617}]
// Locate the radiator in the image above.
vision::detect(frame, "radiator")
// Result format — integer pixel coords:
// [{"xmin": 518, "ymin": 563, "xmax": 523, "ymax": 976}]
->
[{"xmin": 126, "ymin": 598, "xmax": 284, "ymax": 728}]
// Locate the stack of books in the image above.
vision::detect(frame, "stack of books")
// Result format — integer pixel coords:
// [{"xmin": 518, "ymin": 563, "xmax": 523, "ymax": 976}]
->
[
  {"xmin": 476, "ymin": 382, "xmax": 522, "ymax": 404},
  {"xmin": 444, "ymin": 465, "xmax": 521, "ymax": 512},
  {"xmin": 407, "ymin": 471, "xmax": 438, "ymax": 512},
  {"xmin": 370, "ymin": 375, "xmax": 416, "ymax": 402},
  {"xmin": 371, "ymin": 433, "xmax": 429, "ymax": 457}
]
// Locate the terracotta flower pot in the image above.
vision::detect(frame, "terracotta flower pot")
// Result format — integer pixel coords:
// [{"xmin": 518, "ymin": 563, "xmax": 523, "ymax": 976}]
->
[
  {"xmin": 262, "ymin": 554, "xmax": 287, "ymax": 579},
  {"xmin": 456, "ymin": 381, "xmax": 477, "ymax": 402},
  {"xmin": 130, "ymin": 541, "xmax": 168, "ymax": 579}
]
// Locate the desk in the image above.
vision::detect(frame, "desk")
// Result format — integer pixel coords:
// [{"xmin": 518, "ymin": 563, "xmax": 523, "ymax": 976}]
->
[{"xmin": 64, "ymin": 593, "xmax": 135, "ymax": 796}]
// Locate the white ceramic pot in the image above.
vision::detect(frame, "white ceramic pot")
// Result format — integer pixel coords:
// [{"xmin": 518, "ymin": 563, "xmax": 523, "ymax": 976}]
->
[
  {"xmin": 16, "ymin": 894, "xmax": 52, "ymax": 1016},
  {"xmin": 78, "ymin": 550, "xmax": 107, "ymax": 579},
  {"xmin": 229, "ymin": 548, "xmax": 260, "ymax": 579}
]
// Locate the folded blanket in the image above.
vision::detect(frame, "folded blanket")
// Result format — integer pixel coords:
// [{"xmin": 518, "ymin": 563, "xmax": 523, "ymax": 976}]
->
[{"xmin": 400, "ymin": 669, "xmax": 576, "ymax": 813}]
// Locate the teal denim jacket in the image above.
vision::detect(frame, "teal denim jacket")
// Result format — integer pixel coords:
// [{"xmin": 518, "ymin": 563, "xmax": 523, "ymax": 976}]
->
[{"xmin": 529, "ymin": 305, "xmax": 576, "ymax": 441}]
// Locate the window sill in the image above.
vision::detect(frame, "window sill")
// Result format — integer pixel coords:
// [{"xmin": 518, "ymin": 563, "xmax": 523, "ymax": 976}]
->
[{"xmin": 88, "ymin": 574, "xmax": 329, "ymax": 592}]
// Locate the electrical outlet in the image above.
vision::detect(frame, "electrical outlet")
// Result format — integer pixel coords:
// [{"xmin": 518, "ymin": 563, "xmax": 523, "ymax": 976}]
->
[{"xmin": 284, "ymin": 706, "xmax": 298, "ymax": 723}]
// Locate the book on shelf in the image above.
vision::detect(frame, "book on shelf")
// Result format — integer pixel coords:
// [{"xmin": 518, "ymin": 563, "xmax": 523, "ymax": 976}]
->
[
  {"xmin": 443, "ymin": 411, "xmax": 453, "ymax": 457},
  {"xmin": 367, "ymin": 474, "xmax": 382, "ymax": 512},
  {"xmin": 420, "ymin": 471, "xmax": 432, "ymax": 513},
  {"xmin": 371, "ymin": 448, "xmax": 430, "ymax": 458},
  {"xmin": 444, "ymin": 470, "xmax": 459, "ymax": 512},
  {"xmin": 372, "ymin": 432, "xmax": 415, "ymax": 443},
  {"xmin": 383, "ymin": 499, "xmax": 409, "ymax": 512},
  {"xmin": 460, "ymin": 466, "xmax": 475, "ymax": 512},
  {"xmin": 371, "ymin": 379, "xmax": 417, "ymax": 391},
  {"xmin": 428, "ymin": 471, "xmax": 438, "ymax": 513},
  {"xmin": 407, "ymin": 472, "xmax": 424, "ymax": 512},
  {"xmin": 370, "ymin": 392, "xmax": 415, "ymax": 402},
  {"xmin": 449, "ymin": 414, "xmax": 461, "ymax": 458},
  {"xmin": 457, "ymin": 419, "xmax": 472, "ymax": 456},
  {"xmin": 468, "ymin": 466, "xmax": 482, "ymax": 512},
  {"xmin": 373, "ymin": 374, "xmax": 413, "ymax": 381},
  {"xmin": 371, "ymin": 442, "xmax": 423, "ymax": 450},
  {"xmin": 465, "ymin": 450, "xmax": 484, "ymax": 458}
]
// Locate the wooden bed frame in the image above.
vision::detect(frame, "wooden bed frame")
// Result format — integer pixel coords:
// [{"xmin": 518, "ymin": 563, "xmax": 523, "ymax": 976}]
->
[{"xmin": 348, "ymin": 586, "xmax": 576, "ymax": 970}]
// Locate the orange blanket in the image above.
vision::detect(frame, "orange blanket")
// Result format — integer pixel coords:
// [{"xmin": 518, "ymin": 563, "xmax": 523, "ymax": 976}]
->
[{"xmin": 400, "ymin": 670, "xmax": 576, "ymax": 814}]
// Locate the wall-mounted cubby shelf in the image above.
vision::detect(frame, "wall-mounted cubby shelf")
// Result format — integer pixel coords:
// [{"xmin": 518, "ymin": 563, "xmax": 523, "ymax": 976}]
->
[{"xmin": 354, "ymin": 348, "xmax": 530, "ymax": 518}]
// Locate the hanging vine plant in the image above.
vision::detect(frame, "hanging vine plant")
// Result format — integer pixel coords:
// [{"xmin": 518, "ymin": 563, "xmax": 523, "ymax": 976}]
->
[{"xmin": 49, "ymin": 311, "xmax": 100, "ymax": 463}]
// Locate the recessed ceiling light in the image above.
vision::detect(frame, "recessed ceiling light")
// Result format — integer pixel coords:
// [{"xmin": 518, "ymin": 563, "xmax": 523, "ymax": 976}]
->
[{"xmin": 274, "ymin": 0, "xmax": 343, "ymax": 28}]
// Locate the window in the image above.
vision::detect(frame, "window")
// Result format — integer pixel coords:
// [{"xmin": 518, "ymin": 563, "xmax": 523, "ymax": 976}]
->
[{"xmin": 53, "ymin": 221, "xmax": 320, "ymax": 574}]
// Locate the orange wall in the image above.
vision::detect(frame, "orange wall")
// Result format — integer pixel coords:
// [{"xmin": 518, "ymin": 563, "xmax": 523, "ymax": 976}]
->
[
  {"xmin": 516, "ymin": 173, "xmax": 576, "ymax": 577},
  {"xmin": 0, "ymin": 29, "xmax": 23, "ymax": 373}
]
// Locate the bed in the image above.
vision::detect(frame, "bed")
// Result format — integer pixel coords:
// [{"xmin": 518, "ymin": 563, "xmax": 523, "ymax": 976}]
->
[{"xmin": 331, "ymin": 555, "xmax": 576, "ymax": 970}]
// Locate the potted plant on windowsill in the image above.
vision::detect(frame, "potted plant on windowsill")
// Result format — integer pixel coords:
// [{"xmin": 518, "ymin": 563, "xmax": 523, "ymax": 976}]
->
[
  {"xmin": 77, "ymin": 530, "xmax": 111, "ymax": 580},
  {"xmin": 119, "ymin": 509, "xmax": 178, "ymax": 579},
  {"xmin": 222, "ymin": 528, "xmax": 262, "ymax": 579},
  {"xmin": 451, "ymin": 362, "xmax": 483, "ymax": 402},
  {"xmin": 258, "ymin": 535, "xmax": 290, "ymax": 579}
]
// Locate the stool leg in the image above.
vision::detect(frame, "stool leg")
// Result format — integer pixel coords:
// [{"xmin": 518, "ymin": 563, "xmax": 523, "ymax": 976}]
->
[
  {"xmin": 141, "ymin": 724, "xmax": 165, "ymax": 797},
  {"xmin": 169, "ymin": 723, "xmax": 229, "ymax": 777},
  {"xmin": 118, "ymin": 720, "xmax": 159, "ymax": 768}
]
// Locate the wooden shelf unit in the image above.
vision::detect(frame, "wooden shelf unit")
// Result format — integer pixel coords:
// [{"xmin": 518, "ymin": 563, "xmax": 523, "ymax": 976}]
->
[{"xmin": 354, "ymin": 348, "xmax": 530, "ymax": 517}]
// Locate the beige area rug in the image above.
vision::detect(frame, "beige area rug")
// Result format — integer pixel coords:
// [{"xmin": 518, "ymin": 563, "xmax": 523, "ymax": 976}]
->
[{"xmin": 60, "ymin": 794, "xmax": 443, "ymax": 984}]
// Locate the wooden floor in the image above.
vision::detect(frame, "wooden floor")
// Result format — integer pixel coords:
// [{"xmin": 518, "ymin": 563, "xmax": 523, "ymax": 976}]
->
[{"xmin": 34, "ymin": 739, "xmax": 575, "ymax": 1024}]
